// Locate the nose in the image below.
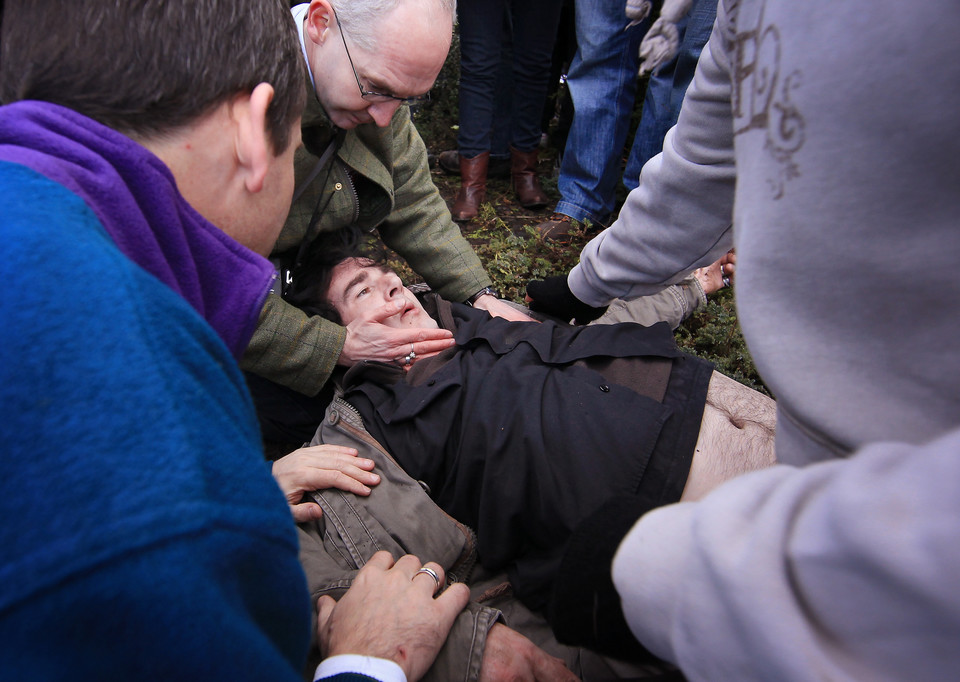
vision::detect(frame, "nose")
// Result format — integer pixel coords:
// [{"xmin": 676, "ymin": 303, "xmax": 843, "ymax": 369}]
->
[
  {"xmin": 381, "ymin": 273, "xmax": 403, "ymax": 302},
  {"xmin": 367, "ymin": 100, "xmax": 402, "ymax": 127}
]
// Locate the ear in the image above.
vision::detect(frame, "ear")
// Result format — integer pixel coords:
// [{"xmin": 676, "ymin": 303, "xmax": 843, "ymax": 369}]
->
[
  {"xmin": 233, "ymin": 82, "xmax": 274, "ymax": 194},
  {"xmin": 305, "ymin": 0, "xmax": 335, "ymax": 45}
]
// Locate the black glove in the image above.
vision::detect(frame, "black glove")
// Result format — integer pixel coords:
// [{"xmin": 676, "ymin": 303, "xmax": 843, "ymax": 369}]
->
[{"xmin": 526, "ymin": 275, "xmax": 607, "ymax": 324}]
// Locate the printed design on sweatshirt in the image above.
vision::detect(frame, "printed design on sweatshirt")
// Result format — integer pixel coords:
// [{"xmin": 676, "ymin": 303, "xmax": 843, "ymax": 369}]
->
[{"xmin": 729, "ymin": 2, "xmax": 805, "ymax": 199}]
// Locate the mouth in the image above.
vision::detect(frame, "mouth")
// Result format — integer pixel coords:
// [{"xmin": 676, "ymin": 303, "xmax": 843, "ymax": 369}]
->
[
  {"xmin": 344, "ymin": 111, "xmax": 372, "ymax": 128},
  {"xmin": 398, "ymin": 298, "xmax": 426, "ymax": 323},
  {"xmin": 334, "ymin": 112, "xmax": 362, "ymax": 129}
]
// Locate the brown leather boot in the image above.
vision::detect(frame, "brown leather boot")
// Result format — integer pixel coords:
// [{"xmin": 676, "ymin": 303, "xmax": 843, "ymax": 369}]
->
[
  {"xmin": 438, "ymin": 149, "xmax": 511, "ymax": 178},
  {"xmin": 510, "ymin": 146, "xmax": 549, "ymax": 209},
  {"xmin": 451, "ymin": 152, "xmax": 489, "ymax": 222}
]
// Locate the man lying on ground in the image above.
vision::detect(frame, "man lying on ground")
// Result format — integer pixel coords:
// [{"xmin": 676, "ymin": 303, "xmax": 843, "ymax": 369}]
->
[{"xmin": 277, "ymin": 248, "xmax": 776, "ymax": 611}]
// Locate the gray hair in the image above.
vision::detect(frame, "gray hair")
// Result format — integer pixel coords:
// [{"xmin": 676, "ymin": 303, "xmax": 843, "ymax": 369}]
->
[{"xmin": 336, "ymin": 0, "xmax": 456, "ymax": 52}]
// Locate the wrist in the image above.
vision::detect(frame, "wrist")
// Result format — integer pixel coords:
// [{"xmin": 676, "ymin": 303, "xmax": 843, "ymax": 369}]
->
[
  {"xmin": 465, "ymin": 286, "xmax": 499, "ymax": 306},
  {"xmin": 469, "ymin": 293, "xmax": 497, "ymax": 309}
]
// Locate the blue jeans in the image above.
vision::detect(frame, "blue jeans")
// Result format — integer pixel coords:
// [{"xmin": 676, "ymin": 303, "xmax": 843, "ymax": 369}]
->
[
  {"xmin": 555, "ymin": 0, "xmax": 649, "ymax": 225},
  {"xmin": 623, "ymin": 0, "xmax": 718, "ymax": 190},
  {"xmin": 456, "ymin": 0, "xmax": 563, "ymax": 158}
]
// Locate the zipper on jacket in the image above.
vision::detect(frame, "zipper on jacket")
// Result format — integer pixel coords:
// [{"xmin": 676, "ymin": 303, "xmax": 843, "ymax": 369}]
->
[
  {"xmin": 329, "ymin": 396, "xmax": 396, "ymax": 458},
  {"xmin": 337, "ymin": 160, "xmax": 360, "ymax": 224}
]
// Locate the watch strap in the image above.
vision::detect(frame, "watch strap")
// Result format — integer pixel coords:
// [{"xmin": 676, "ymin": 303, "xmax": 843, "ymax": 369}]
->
[{"xmin": 465, "ymin": 286, "xmax": 499, "ymax": 306}]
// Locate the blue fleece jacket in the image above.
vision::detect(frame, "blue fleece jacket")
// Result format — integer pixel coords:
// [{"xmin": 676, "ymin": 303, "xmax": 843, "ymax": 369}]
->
[{"xmin": 0, "ymin": 103, "xmax": 311, "ymax": 679}]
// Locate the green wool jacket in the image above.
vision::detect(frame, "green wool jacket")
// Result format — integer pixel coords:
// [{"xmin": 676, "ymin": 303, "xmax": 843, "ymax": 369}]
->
[{"xmin": 241, "ymin": 77, "xmax": 491, "ymax": 396}]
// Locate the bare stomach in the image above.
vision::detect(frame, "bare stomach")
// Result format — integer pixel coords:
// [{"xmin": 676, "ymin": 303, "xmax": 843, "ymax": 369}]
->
[{"xmin": 681, "ymin": 371, "xmax": 778, "ymax": 501}]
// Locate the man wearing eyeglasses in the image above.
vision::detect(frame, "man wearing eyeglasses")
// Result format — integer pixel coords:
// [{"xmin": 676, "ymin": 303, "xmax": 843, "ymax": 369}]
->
[{"xmin": 242, "ymin": 0, "xmax": 531, "ymax": 445}]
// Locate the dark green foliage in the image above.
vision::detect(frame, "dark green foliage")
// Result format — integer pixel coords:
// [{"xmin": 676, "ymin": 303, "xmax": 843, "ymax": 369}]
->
[
  {"xmin": 410, "ymin": 31, "xmax": 461, "ymax": 153},
  {"xmin": 675, "ymin": 293, "xmax": 769, "ymax": 394},
  {"xmin": 463, "ymin": 209, "xmax": 600, "ymax": 304}
]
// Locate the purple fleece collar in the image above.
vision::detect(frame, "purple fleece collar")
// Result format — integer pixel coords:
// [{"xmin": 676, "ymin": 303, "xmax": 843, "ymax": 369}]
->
[{"xmin": 0, "ymin": 100, "xmax": 275, "ymax": 359}]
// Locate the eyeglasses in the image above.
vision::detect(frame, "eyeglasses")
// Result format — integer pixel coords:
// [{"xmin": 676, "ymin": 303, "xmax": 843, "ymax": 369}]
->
[{"xmin": 332, "ymin": 7, "xmax": 430, "ymax": 105}]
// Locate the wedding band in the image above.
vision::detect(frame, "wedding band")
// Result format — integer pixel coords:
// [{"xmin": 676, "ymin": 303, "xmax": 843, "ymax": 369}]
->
[
  {"xmin": 722, "ymin": 276, "xmax": 732, "ymax": 288},
  {"xmin": 414, "ymin": 566, "xmax": 441, "ymax": 594}
]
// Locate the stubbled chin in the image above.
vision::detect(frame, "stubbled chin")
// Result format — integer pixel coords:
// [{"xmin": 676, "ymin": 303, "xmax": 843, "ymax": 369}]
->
[
  {"xmin": 399, "ymin": 309, "xmax": 438, "ymax": 330},
  {"xmin": 379, "ymin": 310, "xmax": 409, "ymax": 328}
]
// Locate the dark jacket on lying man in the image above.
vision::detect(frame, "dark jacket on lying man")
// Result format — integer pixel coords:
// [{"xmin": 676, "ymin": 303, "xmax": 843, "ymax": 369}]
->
[{"xmin": 339, "ymin": 293, "xmax": 713, "ymax": 609}]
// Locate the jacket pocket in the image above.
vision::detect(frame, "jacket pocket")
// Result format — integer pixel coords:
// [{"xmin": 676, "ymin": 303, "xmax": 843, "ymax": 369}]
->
[{"xmin": 297, "ymin": 398, "xmax": 476, "ymax": 597}]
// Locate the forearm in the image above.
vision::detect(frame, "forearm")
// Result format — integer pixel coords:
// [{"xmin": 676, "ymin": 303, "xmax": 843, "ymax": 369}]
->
[
  {"xmin": 589, "ymin": 277, "xmax": 705, "ymax": 329},
  {"xmin": 615, "ymin": 427, "xmax": 960, "ymax": 681},
  {"xmin": 382, "ymin": 213, "xmax": 490, "ymax": 303},
  {"xmin": 241, "ymin": 292, "xmax": 346, "ymax": 395},
  {"xmin": 377, "ymin": 110, "xmax": 490, "ymax": 302}
]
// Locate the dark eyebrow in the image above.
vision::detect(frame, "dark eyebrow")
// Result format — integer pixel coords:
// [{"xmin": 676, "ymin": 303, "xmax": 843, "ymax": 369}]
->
[{"xmin": 340, "ymin": 269, "xmax": 371, "ymax": 303}]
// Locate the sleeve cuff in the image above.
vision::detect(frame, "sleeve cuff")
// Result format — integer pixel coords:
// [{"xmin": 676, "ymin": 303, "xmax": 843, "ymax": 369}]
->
[
  {"xmin": 687, "ymin": 275, "xmax": 708, "ymax": 309},
  {"xmin": 568, "ymin": 265, "xmax": 614, "ymax": 308},
  {"xmin": 314, "ymin": 654, "xmax": 407, "ymax": 682}
]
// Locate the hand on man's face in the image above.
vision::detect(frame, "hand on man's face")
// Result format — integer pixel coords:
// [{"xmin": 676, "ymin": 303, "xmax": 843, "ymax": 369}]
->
[
  {"xmin": 329, "ymin": 259, "xmax": 454, "ymax": 368},
  {"xmin": 338, "ymin": 304, "xmax": 455, "ymax": 369},
  {"xmin": 329, "ymin": 259, "xmax": 439, "ymax": 329}
]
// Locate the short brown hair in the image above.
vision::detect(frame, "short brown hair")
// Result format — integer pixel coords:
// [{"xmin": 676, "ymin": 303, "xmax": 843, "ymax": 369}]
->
[
  {"xmin": 0, "ymin": 0, "xmax": 306, "ymax": 152},
  {"xmin": 283, "ymin": 234, "xmax": 382, "ymax": 325}
]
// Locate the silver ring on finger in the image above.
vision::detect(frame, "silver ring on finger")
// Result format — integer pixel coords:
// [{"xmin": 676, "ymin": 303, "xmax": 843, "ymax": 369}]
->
[{"xmin": 414, "ymin": 566, "xmax": 441, "ymax": 594}]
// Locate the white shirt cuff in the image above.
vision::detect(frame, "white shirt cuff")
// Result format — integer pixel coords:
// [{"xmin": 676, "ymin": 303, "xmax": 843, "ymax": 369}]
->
[{"xmin": 313, "ymin": 654, "xmax": 407, "ymax": 682}]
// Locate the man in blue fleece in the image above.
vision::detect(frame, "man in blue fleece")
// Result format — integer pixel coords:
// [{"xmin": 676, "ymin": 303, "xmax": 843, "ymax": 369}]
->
[{"xmin": 0, "ymin": 1, "xmax": 467, "ymax": 680}]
